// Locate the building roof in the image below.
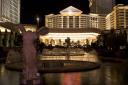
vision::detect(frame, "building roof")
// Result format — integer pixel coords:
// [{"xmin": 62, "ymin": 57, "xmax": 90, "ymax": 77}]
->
[{"xmin": 60, "ymin": 6, "xmax": 83, "ymax": 16}]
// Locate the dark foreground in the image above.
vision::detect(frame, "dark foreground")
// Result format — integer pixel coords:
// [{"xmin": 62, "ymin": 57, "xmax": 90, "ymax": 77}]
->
[{"xmin": 0, "ymin": 61, "xmax": 128, "ymax": 85}]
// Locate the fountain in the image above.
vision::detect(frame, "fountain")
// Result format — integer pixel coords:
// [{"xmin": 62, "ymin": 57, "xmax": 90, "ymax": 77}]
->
[{"xmin": 0, "ymin": 22, "xmax": 100, "ymax": 74}]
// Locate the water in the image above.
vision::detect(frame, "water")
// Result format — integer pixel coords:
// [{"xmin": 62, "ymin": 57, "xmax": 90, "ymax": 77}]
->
[
  {"xmin": 43, "ymin": 62, "xmax": 126, "ymax": 85},
  {"xmin": 0, "ymin": 49, "xmax": 127, "ymax": 85},
  {"xmin": 0, "ymin": 62, "xmax": 127, "ymax": 85},
  {"xmin": 0, "ymin": 64, "xmax": 19, "ymax": 85}
]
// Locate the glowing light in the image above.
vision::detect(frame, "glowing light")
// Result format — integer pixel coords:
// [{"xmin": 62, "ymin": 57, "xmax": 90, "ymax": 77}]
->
[
  {"xmin": 0, "ymin": 26, "xmax": 11, "ymax": 32},
  {"xmin": 0, "ymin": 65, "xmax": 6, "ymax": 76},
  {"xmin": 40, "ymin": 33, "xmax": 99, "ymax": 40},
  {"xmin": 68, "ymin": 10, "xmax": 73, "ymax": 15},
  {"xmin": 40, "ymin": 51, "xmax": 99, "ymax": 62},
  {"xmin": 89, "ymin": 0, "xmax": 93, "ymax": 7}
]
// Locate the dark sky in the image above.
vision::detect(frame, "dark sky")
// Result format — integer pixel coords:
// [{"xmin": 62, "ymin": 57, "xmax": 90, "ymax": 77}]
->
[{"xmin": 20, "ymin": 0, "xmax": 128, "ymax": 25}]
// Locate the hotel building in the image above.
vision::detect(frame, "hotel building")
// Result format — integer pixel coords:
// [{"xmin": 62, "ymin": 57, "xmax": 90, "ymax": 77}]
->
[
  {"xmin": 0, "ymin": 0, "xmax": 20, "ymax": 24},
  {"xmin": 106, "ymin": 4, "xmax": 128, "ymax": 29},
  {"xmin": 0, "ymin": 0, "xmax": 20, "ymax": 47},
  {"xmin": 45, "ymin": 6, "xmax": 105, "ymax": 29},
  {"xmin": 43, "ymin": 6, "xmax": 104, "ymax": 46},
  {"xmin": 89, "ymin": 0, "xmax": 115, "ymax": 14}
]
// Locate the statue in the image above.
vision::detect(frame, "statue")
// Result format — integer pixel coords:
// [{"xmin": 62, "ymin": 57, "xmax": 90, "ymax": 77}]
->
[
  {"xmin": 0, "ymin": 22, "xmax": 49, "ymax": 85},
  {"xmin": 18, "ymin": 24, "xmax": 48, "ymax": 85}
]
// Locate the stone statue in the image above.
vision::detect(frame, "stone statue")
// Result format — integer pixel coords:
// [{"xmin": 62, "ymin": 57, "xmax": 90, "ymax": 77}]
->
[
  {"xmin": 0, "ymin": 22, "xmax": 49, "ymax": 85},
  {"xmin": 18, "ymin": 24, "xmax": 48, "ymax": 85}
]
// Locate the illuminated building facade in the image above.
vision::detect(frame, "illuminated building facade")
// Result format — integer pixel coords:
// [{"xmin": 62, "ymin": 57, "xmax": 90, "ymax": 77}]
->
[
  {"xmin": 89, "ymin": 0, "xmax": 115, "ymax": 14},
  {"xmin": 45, "ymin": 6, "xmax": 105, "ymax": 29},
  {"xmin": 106, "ymin": 4, "xmax": 128, "ymax": 29},
  {"xmin": 0, "ymin": 0, "xmax": 20, "ymax": 24},
  {"xmin": 44, "ymin": 6, "xmax": 102, "ymax": 46}
]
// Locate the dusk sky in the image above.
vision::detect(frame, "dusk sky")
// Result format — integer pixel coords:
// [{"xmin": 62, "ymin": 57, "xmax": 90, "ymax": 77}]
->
[{"xmin": 20, "ymin": 0, "xmax": 128, "ymax": 25}]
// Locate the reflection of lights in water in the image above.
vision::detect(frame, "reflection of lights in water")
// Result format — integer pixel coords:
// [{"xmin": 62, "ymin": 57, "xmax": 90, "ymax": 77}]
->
[
  {"xmin": 40, "ymin": 50, "xmax": 99, "ymax": 62},
  {"xmin": 105, "ymin": 66, "xmax": 112, "ymax": 85},
  {"xmin": 0, "ymin": 64, "xmax": 6, "ymax": 76},
  {"xmin": 84, "ymin": 52, "xmax": 98, "ymax": 62},
  {"xmin": 104, "ymin": 65, "xmax": 119, "ymax": 85},
  {"xmin": 40, "ymin": 55, "xmax": 98, "ymax": 62},
  {"xmin": 61, "ymin": 73, "xmax": 80, "ymax": 85}
]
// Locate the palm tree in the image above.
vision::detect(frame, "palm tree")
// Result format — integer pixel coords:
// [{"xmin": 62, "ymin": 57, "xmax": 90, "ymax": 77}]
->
[
  {"xmin": 65, "ymin": 37, "xmax": 71, "ymax": 47},
  {"xmin": 0, "ymin": 30, "xmax": 2, "ymax": 47},
  {"xmin": 58, "ymin": 39, "xmax": 62, "ymax": 46}
]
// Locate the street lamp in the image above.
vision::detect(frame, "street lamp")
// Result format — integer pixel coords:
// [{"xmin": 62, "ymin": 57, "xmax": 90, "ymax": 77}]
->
[
  {"xmin": 36, "ymin": 16, "xmax": 40, "ymax": 29},
  {"xmin": 36, "ymin": 16, "xmax": 40, "ymax": 54}
]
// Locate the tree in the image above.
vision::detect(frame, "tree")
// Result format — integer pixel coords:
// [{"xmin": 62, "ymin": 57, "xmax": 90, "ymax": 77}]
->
[
  {"xmin": 0, "ymin": 30, "xmax": 2, "ymax": 46},
  {"xmin": 65, "ymin": 37, "xmax": 71, "ymax": 47}
]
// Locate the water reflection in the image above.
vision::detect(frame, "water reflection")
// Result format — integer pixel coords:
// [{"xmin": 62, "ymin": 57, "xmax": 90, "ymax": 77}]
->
[
  {"xmin": 103, "ymin": 63, "xmax": 122, "ymax": 85},
  {"xmin": 0, "ymin": 49, "xmax": 128, "ymax": 85},
  {"xmin": 40, "ymin": 62, "xmax": 126, "ymax": 85},
  {"xmin": 0, "ymin": 63, "xmax": 126, "ymax": 85},
  {"xmin": 0, "ymin": 64, "xmax": 19, "ymax": 85},
  {"xmin": 61, "ymin": 73, "xmax": 80, "ymax": 85},
  {"xmin": 0, "ymin": 64, "xmax": 5, "ymax": 76},
  {"xmin": 43, "ymin": 74, "xmax": 60, "ymax": 85},
  {"xmin": 40, "ymin": 50, "xmax": 99, "ymax": 62}
]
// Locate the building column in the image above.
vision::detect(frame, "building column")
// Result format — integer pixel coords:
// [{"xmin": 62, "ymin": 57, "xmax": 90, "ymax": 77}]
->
[
  {"xmin": 79, "ymin": 16, "xmax": 81, "ymax": 28},
  {"xmin": 10, "ymin": 31, "xmax": 15, "ymax": 47},
  {"xmin": 6, "ymin": 32, "xmax": 10, "ymax": 47},
  {"xmin": 3, "ymin": 29, "xmax": 10, "ymax": 47},
  {"xmin": 61, "ymin": 16, "xmax": 63, "ymax": 28},
  {"xmin": 67, "ymin": 16, "xmax": 69, "ymax": 28},
  {"xmin": 73, "ymin": 16, "xmax": 75, "ymax": 28}
]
